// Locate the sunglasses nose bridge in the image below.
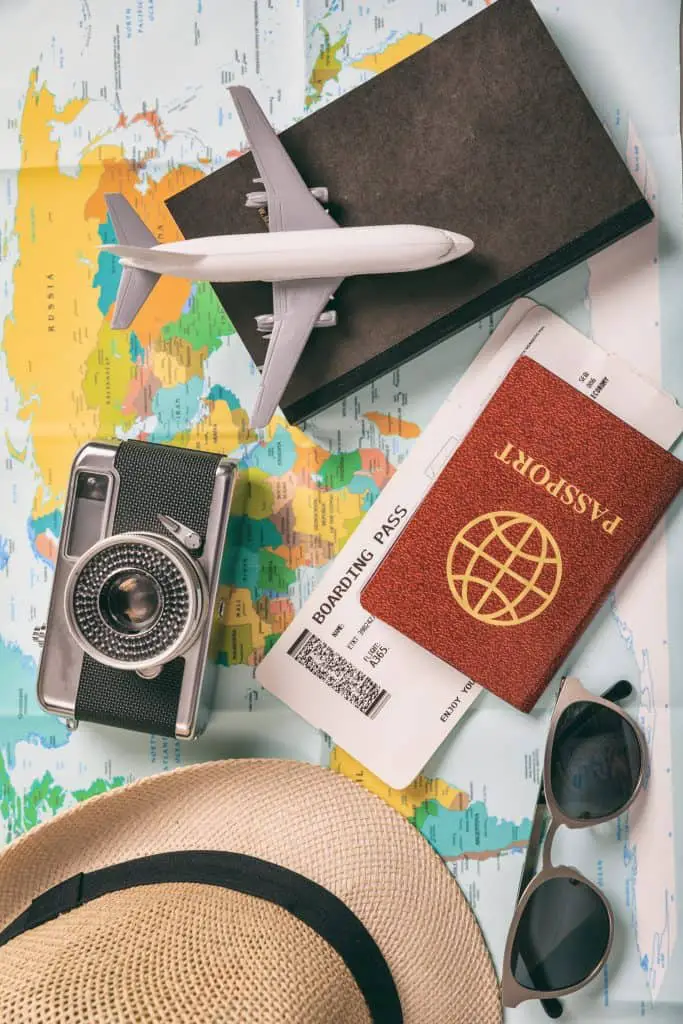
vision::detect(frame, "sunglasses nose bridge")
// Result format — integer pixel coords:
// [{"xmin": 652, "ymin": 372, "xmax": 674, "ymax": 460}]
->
[{"xmin": 541, "ymin": 818, "xmax": 561, "ymax": 873}]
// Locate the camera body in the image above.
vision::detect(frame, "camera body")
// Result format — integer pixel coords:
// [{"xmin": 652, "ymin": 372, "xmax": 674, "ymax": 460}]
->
[{"xmin": 35, "ymin": 439, "xmax": 236, "ymax": 739}]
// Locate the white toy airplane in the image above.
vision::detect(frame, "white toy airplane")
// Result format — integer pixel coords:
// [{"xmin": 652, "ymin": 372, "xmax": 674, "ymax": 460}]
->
[{"xmin": 102, "ymin": 85, "xmax": 474, "ymax": 428}]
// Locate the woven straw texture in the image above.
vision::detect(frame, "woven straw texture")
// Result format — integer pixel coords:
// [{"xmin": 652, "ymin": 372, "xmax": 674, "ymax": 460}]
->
[
  {"xmin": 0, "ymin": 759, "xmax": 502, "ymax": 1023},
  {"xmin": 0, "ymin": 884, "xmax": 371, "ymax": 1023}
]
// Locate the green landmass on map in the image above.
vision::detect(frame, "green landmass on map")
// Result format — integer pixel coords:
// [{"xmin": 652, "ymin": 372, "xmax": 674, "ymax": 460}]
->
[{"xmin": 0, "ymin": 749, "xmax": 125, "ymax": 843}]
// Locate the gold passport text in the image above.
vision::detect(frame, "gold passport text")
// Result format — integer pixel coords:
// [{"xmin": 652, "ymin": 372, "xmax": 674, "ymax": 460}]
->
[{"xmin": 494, "ymin": 441, "xmax": 623, "ymax": 535}]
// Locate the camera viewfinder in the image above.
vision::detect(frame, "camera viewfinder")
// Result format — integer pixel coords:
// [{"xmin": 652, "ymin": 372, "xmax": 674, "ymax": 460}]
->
[
  {"xmin": 75, "ymin": 473, "xmax": 109, "ymax": 502},
  {"xmin": 67, "ymin": 472, "xmax": 111, "ymax": 557}
]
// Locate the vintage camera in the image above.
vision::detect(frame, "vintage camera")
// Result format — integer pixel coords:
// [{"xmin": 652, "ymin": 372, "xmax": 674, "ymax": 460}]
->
[{"xmin": 34, "ymin": 439, "xmax": 236, "ymax": 739}]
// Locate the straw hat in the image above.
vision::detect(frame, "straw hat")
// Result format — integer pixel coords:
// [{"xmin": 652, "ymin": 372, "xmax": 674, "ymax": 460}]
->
[{"xmin": 0, "ymin": 759, "xmax": 502, "ymax": 1023}]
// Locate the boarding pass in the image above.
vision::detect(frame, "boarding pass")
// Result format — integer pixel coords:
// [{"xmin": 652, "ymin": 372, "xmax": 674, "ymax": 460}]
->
[{"xmin": 256, "ymin": 299, "xmax": 683, "ymax": 788}]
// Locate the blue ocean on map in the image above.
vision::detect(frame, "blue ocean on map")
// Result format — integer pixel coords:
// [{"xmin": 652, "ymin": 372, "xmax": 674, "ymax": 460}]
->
[
  {"xmin": 244, "ymin": 425, "xmax": 297, "ymax": 475},
  {"xmin": 0, "ymin": 638, "xmax": 69, "ymax": 762},
  {"xmin": 418, "ymin": 799, "xmax": 532, "ymax": 858}
]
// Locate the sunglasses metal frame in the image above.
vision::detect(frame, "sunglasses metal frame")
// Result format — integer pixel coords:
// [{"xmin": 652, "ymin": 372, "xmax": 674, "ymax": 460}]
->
[{"xmin": 501, "ymin": 676, "xmax": 649, "ymax": 1014}]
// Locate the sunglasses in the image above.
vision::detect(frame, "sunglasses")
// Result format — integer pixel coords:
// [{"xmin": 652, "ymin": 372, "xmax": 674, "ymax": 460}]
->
[{"xmin": 501, "ymin": 676, "xmax": 648, "ymax": 1019}]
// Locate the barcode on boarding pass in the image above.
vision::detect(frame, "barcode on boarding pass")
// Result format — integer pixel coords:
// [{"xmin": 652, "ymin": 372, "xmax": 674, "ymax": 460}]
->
[{"xmin": 287, "ymin": 629, "xmax": 391, "ymax": 719}]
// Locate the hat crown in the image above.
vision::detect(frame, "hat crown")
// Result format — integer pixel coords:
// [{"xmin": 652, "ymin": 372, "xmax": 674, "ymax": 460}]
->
[
  {"xmin": 0, "ymin": 759, "xmax": 503, "ymax": 1023},
  {"xmin": 0, "ymin": 883, "xmax": 372, "ymax": 1023}
]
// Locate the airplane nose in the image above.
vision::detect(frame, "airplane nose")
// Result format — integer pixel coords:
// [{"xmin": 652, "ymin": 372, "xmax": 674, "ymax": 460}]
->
[{"xmin": 443, "ymin": 230, "xmax": 474, "ymax": 258}]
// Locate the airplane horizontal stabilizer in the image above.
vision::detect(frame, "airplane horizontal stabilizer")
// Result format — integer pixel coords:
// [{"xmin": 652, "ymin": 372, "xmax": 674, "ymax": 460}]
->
[{"xmin": 111, "ymin": 266, "xmax": 160, "ymax": 329}]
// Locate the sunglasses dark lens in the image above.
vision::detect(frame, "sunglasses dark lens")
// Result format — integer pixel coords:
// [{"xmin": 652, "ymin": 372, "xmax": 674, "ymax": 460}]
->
[
  {"xmin": 550, "ymin": 701, "xmax": 642, "ymax": 820},
  {"xmin": 511, "ymin": 876, "xmax": 610, "ymax": 992}
]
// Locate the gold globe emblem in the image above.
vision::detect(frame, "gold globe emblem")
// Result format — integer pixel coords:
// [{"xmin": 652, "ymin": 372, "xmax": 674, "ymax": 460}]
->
[{"xmin": 446, "ymin": 511, "xmax": 562, "ymax": 627}]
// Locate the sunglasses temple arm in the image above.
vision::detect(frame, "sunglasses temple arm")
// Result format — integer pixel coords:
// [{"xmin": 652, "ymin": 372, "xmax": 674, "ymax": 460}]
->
[
  {"xmin": 541, "ymin": 997, "xmax": 564, "ymax": 1018},
  {"xmin": 601, "ymin": 678, "xmax": 632, "ymax": 704},
  {"xmin": 515, "ymin": 780, "xmax": 547, "ymax": 904}
]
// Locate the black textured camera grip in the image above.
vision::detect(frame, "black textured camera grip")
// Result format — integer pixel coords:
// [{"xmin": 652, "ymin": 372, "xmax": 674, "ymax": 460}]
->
[
  {"xmin": 75, "ymin": 656, "xmax": 184, "ymax": 736},
  {"xmin": 112, "ymin": 440, "xmax": 223, "ymax": 544},
  {"xmin": 75, "ymin": 440, "xmax": 225, "ymax": 737}
]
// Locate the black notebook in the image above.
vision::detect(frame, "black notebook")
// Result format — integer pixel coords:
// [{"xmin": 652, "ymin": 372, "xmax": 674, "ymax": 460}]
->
[{"xmin": 167, "ymin": 0, "xmax": 651, "ymax": 423}]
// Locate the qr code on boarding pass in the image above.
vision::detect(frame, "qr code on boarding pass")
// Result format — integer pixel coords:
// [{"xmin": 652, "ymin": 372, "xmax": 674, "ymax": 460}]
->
[{"xmin": 286, "ymin": 629, "xmax": 391, "ymax": 719}]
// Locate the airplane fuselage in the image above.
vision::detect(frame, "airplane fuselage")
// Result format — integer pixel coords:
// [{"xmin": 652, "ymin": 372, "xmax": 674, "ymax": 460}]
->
[
  {"xmin": 102, "ymin": 83, "xmax": 475, "ymax": 428},
  {"xmin": 104, "ymin": 224, "xmax": 471, "ymax": 283}
]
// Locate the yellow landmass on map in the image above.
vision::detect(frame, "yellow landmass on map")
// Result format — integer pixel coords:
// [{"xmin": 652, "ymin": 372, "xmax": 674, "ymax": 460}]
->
[
  {"xmin": 307, "ymin": 29, "xmax": 347, "ymax": 106},
  {"xmin": 331, "ymin": 748, "xmax": 469, "ymax": 818},
  {"xmin": 287, "ymin": 423, "xmax": 315, "ymax": 448},
  {"xmin": 3, "ymin": 73, "xmax": 105, "ymax": 514},
  {"xmin": 3, "ymin": 71, "xmax": 207, "ymax": 517},
  {"xmin": 151, "ymin": 336, "xmax": 208, "ymax": 387},
  {"xmin": 363, "ymin": 411, "xmax": 421, "ymax": 438},
  {"xmin": 352, "ymin": 33, "xmax": 432, "ymax": 74},
  {"xmin": 261, "ymin": 415, "xmax": 289, "ymax": 445},
  {"xmin": 84, "ymin": 160, "xmax": 202, "ymax": 345},
  {"xmin": 290, "ymin": 428, "xmax": 330, "ymax": 484},
  {"xmin": 217, "ymin": 585, "xmax": 272, "ymax": 664},
  {"xmin": 291, "ymin": 486, "xmax": 363, "ymax": 551},
  {"xmin": 82, "ymin": 320, "xmax": 138, "ymax": 438},
  {"xmin": 172, "ymin": 396, "xmax": 252, "ymax": 454},
  {"xmin": 230, "ymin": 467, "xmax": 275, "ymax": 520},
  {"xmin": 5, "ymin": 435, "xmax": 27, "ymax": 462}
]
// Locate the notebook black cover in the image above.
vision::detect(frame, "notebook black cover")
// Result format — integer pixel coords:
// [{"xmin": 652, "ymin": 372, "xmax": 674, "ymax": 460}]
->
[{"xmin": 167, "ymin": 0, "xmax": 651, "ymax": 423}]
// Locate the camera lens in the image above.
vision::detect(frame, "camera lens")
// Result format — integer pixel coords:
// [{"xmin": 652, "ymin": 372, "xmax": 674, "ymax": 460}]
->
[
  {"xmin": 99, "ymin": 569, "xmax": 164, "ymax": 635},
  {"xmin": 65, "ymin": 533, "xmax": 206, "ymax": 670}
]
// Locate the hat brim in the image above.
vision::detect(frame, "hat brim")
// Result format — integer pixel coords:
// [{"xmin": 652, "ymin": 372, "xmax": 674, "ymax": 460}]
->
[{"xmin": 0, "ymin": 759, "xmax": 501, "ymax": 1023}]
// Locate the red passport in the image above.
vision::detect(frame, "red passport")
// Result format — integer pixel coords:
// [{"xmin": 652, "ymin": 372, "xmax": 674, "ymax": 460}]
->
[{"xmin": 360, "ymin": 357, "xmax": 683, "ymax": 711}]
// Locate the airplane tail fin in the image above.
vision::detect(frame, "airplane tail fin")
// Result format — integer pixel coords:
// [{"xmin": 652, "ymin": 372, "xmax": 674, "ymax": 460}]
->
[
  {"xmin": 105, "ymin": 194, "xmax": 160, "ymax": 328},
  {"xmin": 105, "ymin": 193, "xmax": 157, "ymax": 248}
]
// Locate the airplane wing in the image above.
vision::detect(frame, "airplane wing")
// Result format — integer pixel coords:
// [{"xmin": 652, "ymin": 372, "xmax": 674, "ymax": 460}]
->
[
  {"xmin": 229, "ymin": 85, "xmax": 339, "ymax": 234},
  {"xmin": 250, "ymin": 277, "xmax": 342, "ymax": 429}
]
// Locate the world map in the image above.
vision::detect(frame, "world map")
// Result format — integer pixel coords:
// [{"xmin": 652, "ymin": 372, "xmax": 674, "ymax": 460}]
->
[{"xmin": 0, "ymin": 1, "xmax": 682, "ymax": 1021}]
